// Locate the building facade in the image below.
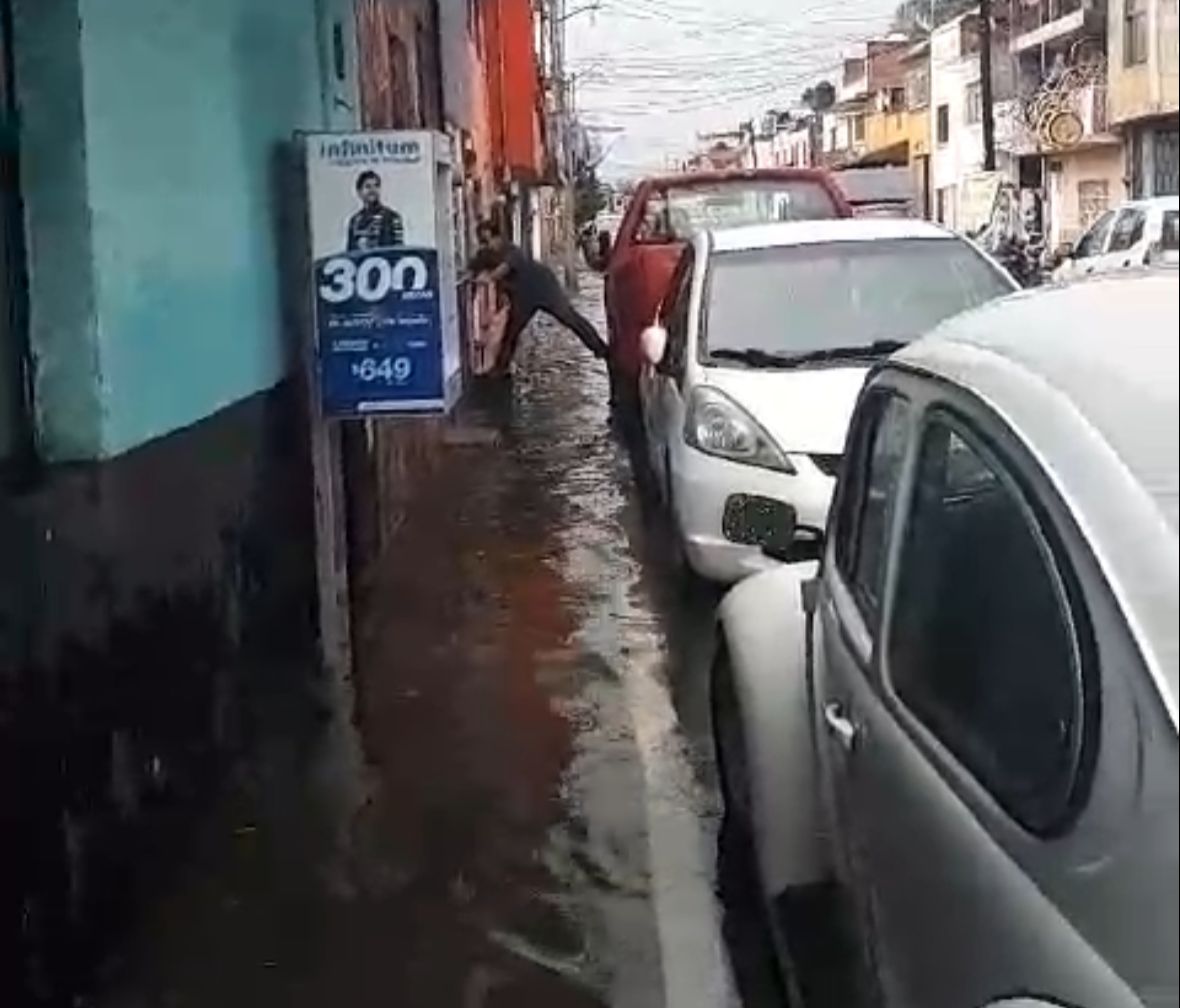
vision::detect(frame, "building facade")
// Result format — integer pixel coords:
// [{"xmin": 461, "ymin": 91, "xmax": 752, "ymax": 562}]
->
[
  {"xmin": 1108, "ymin": 0, "xmax": 1179, "ymax": 196},
  {"xmin": 929, "ymin": 10, "xmax": 1016, "ymax": 228},
  {"xmin": 1, "ymin": 0, "xmax": 557, "ymax": 999},
  {"xmin": 1, "ymin": 0, "xmax": 366, "ymax": 996},
  {"xmin": 1000, "ymin": 0, "xmax": 1125, "ymax": 247}
]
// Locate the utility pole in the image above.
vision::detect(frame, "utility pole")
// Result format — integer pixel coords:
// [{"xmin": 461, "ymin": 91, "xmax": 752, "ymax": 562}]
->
[
  {"xmin": 552, "ymin": 0, "xmax": 579, "ymax": 293},
  {"xmin": 979, "ymin": 0, "xmax": 997, "ymax": 171}
]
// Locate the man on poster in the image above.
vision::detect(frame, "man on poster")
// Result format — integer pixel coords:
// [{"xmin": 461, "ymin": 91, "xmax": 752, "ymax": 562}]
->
[{"xmin": 346, "ymin": 170, "xmax": 405, "ymax": 252}]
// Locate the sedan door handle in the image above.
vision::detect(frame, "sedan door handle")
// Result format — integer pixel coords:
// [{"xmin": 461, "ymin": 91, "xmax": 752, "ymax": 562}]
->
[{"xmin": 823, "ymin": 702, "xmax": 858, "ymax": 751}]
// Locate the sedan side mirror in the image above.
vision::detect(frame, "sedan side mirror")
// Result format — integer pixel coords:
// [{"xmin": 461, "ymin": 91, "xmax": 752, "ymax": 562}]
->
[
  {"xmin": 1054, "ymin": 240, "xmax": 1074, "ymax": 263},
  {"xmin": 641, "ymin": 324, "xmax": 668, "ymax": 368}
]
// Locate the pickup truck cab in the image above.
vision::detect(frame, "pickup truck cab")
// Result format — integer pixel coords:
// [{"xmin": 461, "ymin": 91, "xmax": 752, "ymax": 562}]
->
[{"xmin": 601, "ymin": 168, "xmax": 852, "ymax": 409}]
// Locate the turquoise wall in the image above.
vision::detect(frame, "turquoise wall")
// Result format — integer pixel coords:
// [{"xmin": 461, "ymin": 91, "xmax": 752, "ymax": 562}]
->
[
  {"xmin": 81, "ymin": 0, "xmax": 325, "ymax": 456},
  {"xmin": 16, "ymin": 0, "xmax": 361, "ymax": 461}
]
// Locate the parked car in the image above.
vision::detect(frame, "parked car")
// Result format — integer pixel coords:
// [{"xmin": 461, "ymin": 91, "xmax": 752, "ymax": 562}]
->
[
  {"xmin": 1053, "ymin": 195, "xmax": 1179, "ymax": 280},
  {"xmin": 637, "ymin": 218, "xmax": 1017, "ymax": 583},
  {"xmin": 833, "ymin": 166, "xmax": 917, "ymax": 219},
  {"xmin": 600, "ymin": 169, "xmax": 852, "ymax": 411},
  {"xmin": 712, "ymin": 272, "xmax": 1179, "ymax": 1008}
]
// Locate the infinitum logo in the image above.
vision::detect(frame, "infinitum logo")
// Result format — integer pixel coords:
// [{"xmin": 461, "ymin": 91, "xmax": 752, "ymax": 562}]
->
[{"xmin": 320, "ymin": 136, "xmax": 422, "ymax": 165}]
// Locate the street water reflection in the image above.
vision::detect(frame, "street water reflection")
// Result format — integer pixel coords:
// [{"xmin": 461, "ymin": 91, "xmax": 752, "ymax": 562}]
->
[{"xmin": 98, "ymin": 277, "xmax": 781, "ymax": 1007}]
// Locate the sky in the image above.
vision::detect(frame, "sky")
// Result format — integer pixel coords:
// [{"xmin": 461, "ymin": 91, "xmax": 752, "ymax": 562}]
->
[{"xmin": 566, "ymin": 0, "xmax": 899, "ymax": 179}]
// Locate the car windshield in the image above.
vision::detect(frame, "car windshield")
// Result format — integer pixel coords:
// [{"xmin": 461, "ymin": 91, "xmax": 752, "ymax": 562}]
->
[
  {"xmin": 703, "ymin": 237, "xmax": 1014, "ymax": 360},
  {"xmin": 636, "ymin": 179, "xmax": 839, "ymax": 242}
]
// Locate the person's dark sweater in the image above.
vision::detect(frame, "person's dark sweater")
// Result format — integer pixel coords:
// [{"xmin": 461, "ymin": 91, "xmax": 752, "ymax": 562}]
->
[
  {"xmin": 469, "ymin": 243, "xmax": 562, "ymax": 305},
  {"xmin": 347, "ymin": 205, "xmax": 405, "ymax": 252}
]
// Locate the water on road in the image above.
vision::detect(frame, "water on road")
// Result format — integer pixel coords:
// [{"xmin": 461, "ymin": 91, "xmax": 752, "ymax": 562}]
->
[{"xmin": 97, "ymin": 277, "xmax": 782, "ymax": 1007}]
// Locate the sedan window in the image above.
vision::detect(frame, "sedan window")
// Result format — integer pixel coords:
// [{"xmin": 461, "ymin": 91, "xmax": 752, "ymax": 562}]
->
[
  {"xmin": 886, "ymin": 416, "xmax": 1091, "ymax": 834},
  {"xmin": 834, "ymin": 393, "xmax": 911, "ymax": 626},
  {"xmin": 702, "ymin": 239, "xmax": 1013, "ymax": 360}
]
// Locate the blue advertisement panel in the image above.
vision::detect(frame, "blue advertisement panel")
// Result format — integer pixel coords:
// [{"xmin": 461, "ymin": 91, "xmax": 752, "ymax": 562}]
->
[
  {"xmin": 315, "ymin": 247, "xmax": 443, "ymax": 416},
  {"xmin": 304, "ymin": 130, "xmax": 461, "ymax": 418}
]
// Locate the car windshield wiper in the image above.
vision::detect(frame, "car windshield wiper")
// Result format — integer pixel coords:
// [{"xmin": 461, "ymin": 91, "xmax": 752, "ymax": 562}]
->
[
  {"xmin": 709, "ymin": 340, "xmax": 906, "ymax": 370},
  {"xmin": 707, "ymin": 347, "xmax": 805, "ymax": 368}
]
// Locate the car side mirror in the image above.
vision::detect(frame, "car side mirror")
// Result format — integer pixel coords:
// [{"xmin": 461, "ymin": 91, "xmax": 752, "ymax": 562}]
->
[
  {"xmin": 641, "ymin": 324, "xmax": 668, "ymax": 368},
  {"xmin": 1055, "ymin": 241, "xmax": 1074, "ymax": 262},
  {"xmin": 721, "ymin": 497, "xmax": 825, "ymax": 563}
]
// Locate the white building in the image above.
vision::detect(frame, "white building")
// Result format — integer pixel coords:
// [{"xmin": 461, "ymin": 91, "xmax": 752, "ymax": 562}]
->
[{"xmin": 929, "ymin": 10, "xmax": 1017, "ymax": 229}]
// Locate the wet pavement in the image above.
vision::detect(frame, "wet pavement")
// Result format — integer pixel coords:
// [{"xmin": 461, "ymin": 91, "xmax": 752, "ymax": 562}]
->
[{"xmin": 96, "ymin": 276, "xmax": 783, "ymax": 1007}]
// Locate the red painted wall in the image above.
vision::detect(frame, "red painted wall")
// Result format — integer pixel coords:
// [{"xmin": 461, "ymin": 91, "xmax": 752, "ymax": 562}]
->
[{"xmin": 482, "ymin": 0, "xmax": 542, "ymax": 182}]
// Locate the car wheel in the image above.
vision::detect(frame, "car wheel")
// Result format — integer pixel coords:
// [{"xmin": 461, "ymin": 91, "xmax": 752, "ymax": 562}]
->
[
  {"xmin": 712, "ymin": 646, "xmax": 796, "ymax": 1005},
  {"xmin": 712, "ymin": 646, "xmax": 874, "ymax": 1008}
]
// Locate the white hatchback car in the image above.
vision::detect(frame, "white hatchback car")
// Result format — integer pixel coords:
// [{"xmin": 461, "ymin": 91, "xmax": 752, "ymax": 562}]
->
[
  {"xmin": 637, "ymin": 218, "xmax": 1017, "ymax": 583},
  {"xmin": 1053, "ymin": 195, "xmax": 1179, "ymax": 280}
]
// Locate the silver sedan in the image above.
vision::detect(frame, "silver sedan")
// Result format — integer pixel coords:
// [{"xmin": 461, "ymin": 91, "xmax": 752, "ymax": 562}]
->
[{"xmin": 712, "ymin": 272, "xmax": 1179, "ymax": 1007}]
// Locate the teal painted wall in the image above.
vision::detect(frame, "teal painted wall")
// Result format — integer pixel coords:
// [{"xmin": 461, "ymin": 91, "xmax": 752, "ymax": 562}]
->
[
  {"xmin": 16, "ymin": 0, "xmax": 362, "ymax": 461},
  {"xmin": 13, "ymin": 0, "xmax": 105, "ymax": 460},
  {"xmin": 81, "ymin": 0, "xmax": 325, "ymax": 456}
]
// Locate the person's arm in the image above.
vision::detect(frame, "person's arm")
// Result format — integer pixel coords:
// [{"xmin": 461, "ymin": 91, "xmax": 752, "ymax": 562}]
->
[{"xmin": 346, "ymin": 213, "xmax": 359, "ymax": 252}]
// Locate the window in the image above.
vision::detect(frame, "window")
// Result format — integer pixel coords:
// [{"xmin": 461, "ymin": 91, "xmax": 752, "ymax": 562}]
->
[
  {"xmin": 1076, "ymin": 179, "xmax": 1110, "ymax": 231},
  {"xmin": 936, "ymin": 104, "xmax": 950, "ymax": 144},
  {"xmin": 661, "ymin": 250, "xmax": 694, "ymax": 377},
  {"xmin": 636, "ymin": 179, "xmax": 840, "ymax": 243},
  {"xmin": 701, "ymin": 238, "xmax": 1012, "ymax": 359},
  {"xmin": 1124, "ymin": 0, "xmax": 1148, "ymax": 66},
  {"xmin": 965, "ymin": 81, "xmax": 982, "ymax": 125},
  {"xmin": 852, "ymin": 114, "xmax": 866, "ymax": 143},
  {"xmin": 887, "ymin": 417, "xmax": 1089, "ymax": 833},
  {"xmin": 1151, "ymin": 127, "xmax": 1179, "ymax": 196},
  {"xmin": 906, "ymin": 68, "xmax": 930, "ymax": 111},
  {"xmin": 1074, "ymin": 209, "xmax": 1115, "ymax": 257},
  {"xmin": 1107, "ymin": 207, "xmax": 1147, "ymax": 252},
  {"xmin": 886, "ymin": 86, "xmax": 906, "ymax": 113},
  {"xmin": 1161, "ymin": 210, "xmax": 1179, "ymax": 251},
  {"xmin": 835, "ymin": 395, "xmax": 910, "ymax": 622}
]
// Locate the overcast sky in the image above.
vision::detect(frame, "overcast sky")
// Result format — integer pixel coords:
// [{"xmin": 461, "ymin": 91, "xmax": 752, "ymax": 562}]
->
[{"xmin": 567, "ymin": 0, "xmax": 898, "ymax": 179}]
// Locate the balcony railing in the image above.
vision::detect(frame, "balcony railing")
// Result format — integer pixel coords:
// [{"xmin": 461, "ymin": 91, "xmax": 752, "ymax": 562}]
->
[{"xmin": 1000, "ymin": 80, "xmax": 1113, "ymax": 154}]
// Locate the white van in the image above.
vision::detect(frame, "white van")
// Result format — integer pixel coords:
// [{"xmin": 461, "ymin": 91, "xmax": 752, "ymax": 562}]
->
[{"xmin": 1053, "ymin": 195, "xmax": 1179, "ymax": 280}]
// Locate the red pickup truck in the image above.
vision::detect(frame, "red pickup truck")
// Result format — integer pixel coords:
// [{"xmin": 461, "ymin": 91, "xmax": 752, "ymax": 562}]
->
[{"xmin": 600, "ymin": 168, "xmax": 852, "ymax": 408}]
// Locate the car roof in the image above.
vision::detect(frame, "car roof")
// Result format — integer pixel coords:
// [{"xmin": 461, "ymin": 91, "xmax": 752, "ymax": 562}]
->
[
  {"xmin": 1120, "ymin": 194, "xmax": 1179, "ymax": 212},
  {"xmin": 635, "ymin": 166, "xmax": 835, "ymax": 190},
  {"xmin": 704, "ymin": 217, "xmax": 956, "ymax": 253},
  {"xmin": 893, "ymin": 272, "xmax": 1179, "ymax": 725}
]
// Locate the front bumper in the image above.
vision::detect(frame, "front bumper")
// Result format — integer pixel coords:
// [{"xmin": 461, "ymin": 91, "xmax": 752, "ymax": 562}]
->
[{"xmin": 671, "ymin": 445, "xmax": 836, "ymax": 584}]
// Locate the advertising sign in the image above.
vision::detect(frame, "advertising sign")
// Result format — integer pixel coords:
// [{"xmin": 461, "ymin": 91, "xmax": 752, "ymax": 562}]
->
[
  {"xmin": 304, "ymin": 131, "xmax": 460, "ymax": 416},
  {"xmin": 959, "ymin": 171, "xmax": 1004, "ymax": 235}
]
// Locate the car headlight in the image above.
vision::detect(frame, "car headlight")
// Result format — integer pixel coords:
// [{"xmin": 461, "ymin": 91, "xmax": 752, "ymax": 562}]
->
[{"xmin": 684, "ymin": 386, "xmax": 795, "ymax": 473}]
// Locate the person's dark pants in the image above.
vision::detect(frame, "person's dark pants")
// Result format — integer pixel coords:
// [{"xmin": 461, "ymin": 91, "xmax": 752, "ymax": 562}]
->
[{"xmin": 495, "ymin": 291, "xmax": 607, "ymax": 371}]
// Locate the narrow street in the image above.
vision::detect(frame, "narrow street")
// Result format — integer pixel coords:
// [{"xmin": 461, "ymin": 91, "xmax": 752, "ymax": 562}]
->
[{"xmin": 95, "ymin": 277, "xmax": 782, "ymax": 1008}]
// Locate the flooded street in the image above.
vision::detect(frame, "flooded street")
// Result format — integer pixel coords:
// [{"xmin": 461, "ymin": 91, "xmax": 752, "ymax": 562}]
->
[{"xmin": 96, "ymin": 277, "xmax": 781, "ymax": 1008}]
